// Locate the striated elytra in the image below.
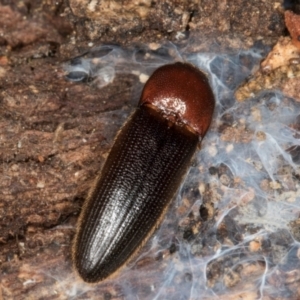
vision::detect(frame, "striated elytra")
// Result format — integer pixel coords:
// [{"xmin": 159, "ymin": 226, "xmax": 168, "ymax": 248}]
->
[{"xmin": 73, "ymin": 62, "xmax": 215, "ymax": 283}]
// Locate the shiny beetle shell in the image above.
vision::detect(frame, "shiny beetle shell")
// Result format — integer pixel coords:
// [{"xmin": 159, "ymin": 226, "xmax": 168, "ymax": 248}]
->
[{"xmin": 73, "ymin": 62, "xmax": 215, "ymax": 283}]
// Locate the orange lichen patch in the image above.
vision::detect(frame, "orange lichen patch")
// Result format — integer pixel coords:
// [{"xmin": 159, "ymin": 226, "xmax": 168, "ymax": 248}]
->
[
  {"xmin": 249, "ymin": 239, "xmax": 261, "ymax": 252},
  {"xmin": 260, "ymin": 36, "xmax": 300, "ymax": 73},
  {"xmin": 285, "ymin": 10, "xmax": 300, "ymax": 50}
]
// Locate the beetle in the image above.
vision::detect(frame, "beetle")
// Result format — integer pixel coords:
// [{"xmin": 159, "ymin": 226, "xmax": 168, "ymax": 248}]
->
[{"xmin": 73, "ymin": 62, "xmax": 215, "ymax": 283}]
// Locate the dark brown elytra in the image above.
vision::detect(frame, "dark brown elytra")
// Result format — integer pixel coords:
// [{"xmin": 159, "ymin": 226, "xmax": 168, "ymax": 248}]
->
[{"xmin": 73, "ymin": 62, "xmax": 215, "ymax": 283}]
